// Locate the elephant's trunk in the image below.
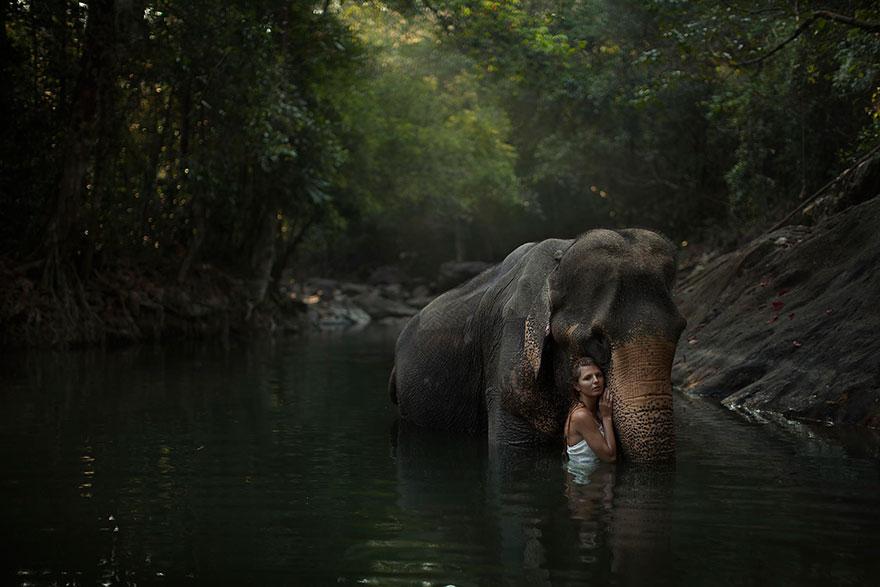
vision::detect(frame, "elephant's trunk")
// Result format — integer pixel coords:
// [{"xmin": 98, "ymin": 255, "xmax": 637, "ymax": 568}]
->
[{"xmin": 607, "ymin": 337, "xmax": 676, "ymax": 463}]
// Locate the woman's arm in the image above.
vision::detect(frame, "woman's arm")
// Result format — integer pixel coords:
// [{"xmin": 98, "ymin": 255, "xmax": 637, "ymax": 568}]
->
[{"xmin": 572, "ymin": 394, "xmax": 617, "ymax": 463}]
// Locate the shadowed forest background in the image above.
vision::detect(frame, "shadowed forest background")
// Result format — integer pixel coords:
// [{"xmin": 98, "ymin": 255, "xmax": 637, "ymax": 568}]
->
[
  {"xmin": 1, "ymin": 0, "xmax": 879, "ymax": 345},
  {"xmin": 4, "ymin": 5, "xmax": 880, "ymax": 583}
]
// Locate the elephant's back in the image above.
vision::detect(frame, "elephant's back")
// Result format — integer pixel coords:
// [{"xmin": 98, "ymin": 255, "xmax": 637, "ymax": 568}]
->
[
  {"xmin": 391, "ymin": 238, "xmax": 572, "ymax": 434},
  {"xmin": 393, "ymin": 289, "xmax": 486, "ymax": 433}
]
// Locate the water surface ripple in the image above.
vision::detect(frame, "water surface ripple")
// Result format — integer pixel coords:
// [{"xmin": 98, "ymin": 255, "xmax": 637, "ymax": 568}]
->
[{"xmin": 1, "ymin": 330, "xmax": 878, "ymax": 585}]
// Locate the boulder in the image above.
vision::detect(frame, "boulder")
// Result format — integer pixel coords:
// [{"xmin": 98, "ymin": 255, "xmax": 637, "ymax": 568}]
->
[
  {"xmin": 410, "ymin": 284, "xmax": 431, "ymax": 299},
  {"xmin": 340, "ymin": 282, "xmax": 371, "ymax": 296},
  {"xmin": 308, "ymin": 300, "xmax": 371, "ymax": 330},
  {"xmin": 353, "ymin": 291, "xmax": 419, "ymax": 319},
  {"xmin": 303, "ymin": 278, "xmax": 340, "ymax": 299},
  {"xmin": 368, "ymin": 265, "xmax": 405, "ymax": 285},
  {"xmin": 406, "ymin": 295, "xmax": 435, "ymax": 309},
  {"xmin": 435, "ymin": 261, "xmax": 491, "ymax": 292},
  {"xmin": 380, "ymin": 283, "xmax": 406, "ymax": 300}
]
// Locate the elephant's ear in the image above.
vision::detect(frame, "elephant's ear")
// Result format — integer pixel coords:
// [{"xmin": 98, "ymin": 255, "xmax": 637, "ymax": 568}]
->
[
  {"xmin": 522, "ymin": 278, "xmax": 553, "ymax": 380},
  {"xmin": 496, "ymin": 242, "xmax": 569, "ymax": 436},
  {"xmin": 498, "ymin": 271, "xmax": 558, "ymax": 436}
]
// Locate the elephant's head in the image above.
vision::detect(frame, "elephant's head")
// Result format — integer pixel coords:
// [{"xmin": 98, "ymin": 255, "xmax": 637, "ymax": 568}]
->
[{"xmin": 509, "ymin": 229, "xmax": 686, "ymax": 463}]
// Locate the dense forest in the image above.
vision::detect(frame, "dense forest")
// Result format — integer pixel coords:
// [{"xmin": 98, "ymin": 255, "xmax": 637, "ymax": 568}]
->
[{"xmin": 1, "ymin": 1, "xmax": 879, "ymax": 342}]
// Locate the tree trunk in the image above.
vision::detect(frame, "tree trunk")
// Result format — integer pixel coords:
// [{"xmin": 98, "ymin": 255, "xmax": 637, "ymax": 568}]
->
[
  {"xmin": 80, "ymin": 143, "xmax": 109, "ymax": 278},
  {"xmin": 140, "ymin": 93, "xmax": 172, "ymax": 238},
  {"xmin": 178, "ymin": 79, "xmax": 193, "ymax": 181},
  {"xmin": 270, "ymin": 216, "xmax": 314, "ymax": 292},
  {"xmin": 177, "ymin": 196, "xmax": 206, "ymax": 283},
  {"xmin": 249, "ymin": 206, "xmax": 278, "ymax": 305},
  {"xmin": 176, "ymin": 89, "xmax": 202, "ymax": 284},
  {"xmin": 42, "ymin": 0, "xmax": 117, "ymax": 287}
]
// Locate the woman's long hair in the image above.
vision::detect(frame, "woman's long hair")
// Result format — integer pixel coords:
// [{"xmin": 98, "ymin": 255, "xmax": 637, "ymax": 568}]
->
[{"xmin": 563, "ymin": 356, "xmax": 604, "ymax": 458}]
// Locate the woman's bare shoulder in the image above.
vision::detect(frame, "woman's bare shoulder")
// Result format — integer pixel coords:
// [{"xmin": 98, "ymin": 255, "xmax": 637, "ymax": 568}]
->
[{"xmin": 569, "ymin": 406, "xmax": 599, "ymax": 430}]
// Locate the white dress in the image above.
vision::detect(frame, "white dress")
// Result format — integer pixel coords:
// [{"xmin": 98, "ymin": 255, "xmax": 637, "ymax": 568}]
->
[
  {"xmin": 565, "ymin": 425, "xmax": 604, "ymax": 484},
  {"xmin": 566, "ymin": 439, "xmax": 600, "ymax": 465}
]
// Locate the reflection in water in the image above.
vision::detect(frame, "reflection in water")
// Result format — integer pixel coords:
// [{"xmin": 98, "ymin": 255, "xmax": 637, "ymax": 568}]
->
[
  {"xmin": 564, "ymin": 464, "xmax": 615, "ymax": 554},
  {"xmin": 562, "ymin": 461, "xmax": 676, "ymax": 582},
  {"xmin": 484, "ymin": 446, "xmax": 558, "ymax": 586},
  {"xmin": 1, "ymin": 335, "xmax": 880, "ymax": 584},
  {"xmin": 607, "ymin": 465, "xmax": 675, "ymax": 581}
]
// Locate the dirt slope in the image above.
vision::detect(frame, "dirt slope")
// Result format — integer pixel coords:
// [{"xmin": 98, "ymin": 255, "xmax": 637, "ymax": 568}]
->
[{"xmin": 673, "ymin": 190, "xmax": 880, "ymax": 428}]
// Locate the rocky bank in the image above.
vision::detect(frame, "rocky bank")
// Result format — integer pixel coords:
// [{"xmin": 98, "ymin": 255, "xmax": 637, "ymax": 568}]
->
[{"xmin": 673, "ymin": 155, "xmax": 880, "ymax": 428}]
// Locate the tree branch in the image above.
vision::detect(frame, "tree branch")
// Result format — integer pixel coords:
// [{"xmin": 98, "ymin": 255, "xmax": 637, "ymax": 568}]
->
[
  {"xmin": 734, "ymin": 10, "xmax": 880, "ymax": 67},
  {"xmin": 812, "ymin": 10, "xmax": 880, "ymax": 34},
  {"xmin": 767, "ymin": 141, "xmax": 880, "ymax": 232},
  {"xmin": 734, "ymin": 13, "xmax": 821, "ymax": 67}
]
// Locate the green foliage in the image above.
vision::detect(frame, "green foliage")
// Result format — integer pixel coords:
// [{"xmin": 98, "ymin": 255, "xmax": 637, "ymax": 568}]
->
[
  {"xmin": 329, "ymin": 3, "xmax": 522, "ymax": 268},
  {"xmin": 419, "ymin": 0, "xmax": 880, "ymax": 239},
  {"xmin": 1, "ymin": 0, "xmax": 878, "ymax": 285},
  {"xmin": 1, "ymin": 1, "xmax": 363, "ymax": 278}
]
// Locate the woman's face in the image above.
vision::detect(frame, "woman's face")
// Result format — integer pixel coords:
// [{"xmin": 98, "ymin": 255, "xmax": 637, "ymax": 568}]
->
[{"xmin": 575, "ymin": 364, "xmax": 605, "ymax": 397}]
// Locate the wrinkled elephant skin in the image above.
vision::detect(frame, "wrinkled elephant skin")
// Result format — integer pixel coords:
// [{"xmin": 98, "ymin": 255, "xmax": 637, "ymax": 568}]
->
[{"xmin": 389, "ymin": 229, "xmax": 686, "ymax": 462}]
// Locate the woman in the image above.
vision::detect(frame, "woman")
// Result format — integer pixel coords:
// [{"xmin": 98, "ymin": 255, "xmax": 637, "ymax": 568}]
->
[{"xmin": 564, "ymin": 356, "xmax": 617, "ymax": 464}]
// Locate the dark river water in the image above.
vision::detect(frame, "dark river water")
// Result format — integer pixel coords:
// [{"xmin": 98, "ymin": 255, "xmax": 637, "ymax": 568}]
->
[{"xmin": 2, "ymin": 328, "xmax": 879, "ymax": 585}]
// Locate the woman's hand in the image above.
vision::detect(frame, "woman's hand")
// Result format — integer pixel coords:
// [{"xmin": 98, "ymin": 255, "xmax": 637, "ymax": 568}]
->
[
  {"xmin": 598, "ymin": 389, "xmax": 613, "ymax": 420},
  {"xmin": 572, "ymin": 389, "xmax": 617, "ymax": 463}
]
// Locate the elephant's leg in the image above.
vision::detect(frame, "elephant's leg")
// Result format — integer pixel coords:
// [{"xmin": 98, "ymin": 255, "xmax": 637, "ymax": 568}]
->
[{"xmin": 487, "ymin": 387, "xmax": 553, "ymax": 447}]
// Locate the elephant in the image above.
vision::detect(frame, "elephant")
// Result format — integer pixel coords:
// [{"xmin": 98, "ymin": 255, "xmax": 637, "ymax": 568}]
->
[{"xmin": 388, "ymin": 228, "xmax": 687, "ymax": 463}]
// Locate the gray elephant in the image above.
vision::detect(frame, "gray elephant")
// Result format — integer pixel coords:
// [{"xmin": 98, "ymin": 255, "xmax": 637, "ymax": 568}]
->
[{"xmin": 389, "ymin": 229, "xmax": 687, "ymax": 462}]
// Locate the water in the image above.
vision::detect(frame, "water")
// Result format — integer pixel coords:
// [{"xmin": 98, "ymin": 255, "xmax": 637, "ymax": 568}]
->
[{"xmin": 1, "ymin": 329, "xmax": 878, "ymax": 585}]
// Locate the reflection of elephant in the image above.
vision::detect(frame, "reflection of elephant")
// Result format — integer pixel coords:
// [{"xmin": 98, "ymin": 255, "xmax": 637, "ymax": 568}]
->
[{"xmin": 389, "ymin": 229, "xmax": 686, "ymax": 462}]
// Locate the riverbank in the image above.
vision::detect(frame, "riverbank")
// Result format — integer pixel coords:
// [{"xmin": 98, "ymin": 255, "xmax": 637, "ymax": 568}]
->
[
  {"xmin": 0, "ymin": 258, "xmax": 489, "ymax": 348},
  {"xmin": 0, "ymin": 260, "xmax": 282, "ymax": 347},
  {"xmin": 673, "ymin": 154, "xmax": 880, "ymax": 428}
]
